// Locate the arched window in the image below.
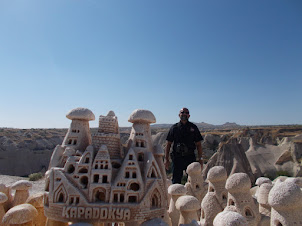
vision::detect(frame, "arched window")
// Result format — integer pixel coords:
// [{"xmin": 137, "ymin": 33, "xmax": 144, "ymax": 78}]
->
[
  {"xmin": 151, "ymin": 193, "xmax": 160, "ymax": 208},
  {"xmin": 129, "ymin": 182, "xmax": 140, "ymax": 191},
  {"xmin": 67, "ymin": 164, "xmax": 75, "ymax": 174},
  {"xmin": 95, "ymin": 189, "xmax": 106, "ymax": 202},
  {"xmin": 78, "ymin": 168, "xmax": 88, "ymax": 174},
  {"xmin": 80, "ymin": 176, "xmax": 88, "ymax": 189}
]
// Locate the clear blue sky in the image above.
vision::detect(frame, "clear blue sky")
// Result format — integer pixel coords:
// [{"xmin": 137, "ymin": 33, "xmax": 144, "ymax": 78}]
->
[{"xmin": 0, "ymin": 0, "xmax": 301, "ymax": 128}]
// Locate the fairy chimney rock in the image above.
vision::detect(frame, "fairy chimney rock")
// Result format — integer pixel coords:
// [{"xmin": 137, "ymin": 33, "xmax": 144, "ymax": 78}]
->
[
  {"xmin": 0, "ymin": 192, "xmax": 8, "ymax": 204},
  {"xmin": 257, "ymin": 183, "xmax": 273, "ymax": 217},
  {"xmin": 225, "ymin": 173, "xmax": 260, "ymax": 226},
  {"xmin": 175, "ymin": 195, "xmax": 200, "ymax": 225},
  {"xmin": 26, "ymin": 192, "xmax": 44, "ymax": 208},
  {"xmin": 186, "ymin": 162, "xmax": 202, "ymax": 175},
  {"xmin": 11, "ymin": 180, "xmax": 32, "ymax": 206},
  {"xmin": 128, "ymin": 109, "xmax": 156, "ymax": 124},
  {"xmin": 225, "ymin": 173, "xmax": 251, "ymax": 193},
  {"xmin": 200, "ymin": 166, "xmax": 228, "ymax": 226},
  {"xmin": 268, "ymin": 181, "xmax": 302, "ymax": 209},
  {"xmin": 26, "ymin": 193, "xmax": 46, "ymax": 226},
  {"xmin": 268, "ymin": 181, "xmax": 302, "ymax": 225},
  {"xmin": 255, "ymin": 177, "xmax": 272, "ymax": 187},
  {"xmin": 213, "ymin": 211, "xmax": 248, "ymax": 226},
  {"xmin": 168, "ymin": 184, "xmax": 187, "ymax": 226},
  {"xmin": 0, "ymin": 192, "xmax": 8, "ymax": 221},
  {"xmin": 66, "ymin": 107, "xmax": 95, "ymax": 121},
  {"xmin": 2, "ymin": 203, "xmax": 38, "ymax": 225},
  {"xmin": 63, "ymin": 107, "xmax": 95, "ymax": 152},
  {"xmin": 128, "ymin": 109, "xmax": 156, "ymax": 153},
  {"xmin": 185, "ymin": 162, "xmax": 207, "ymax": 204},
  {"xmin": 208, "ymin": 166, "xmax": 228, "ymax": 183}
]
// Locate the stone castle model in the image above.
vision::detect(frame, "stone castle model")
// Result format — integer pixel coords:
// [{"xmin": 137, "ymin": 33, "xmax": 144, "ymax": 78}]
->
[{"xmin": 44, "ymin": 108, "xmax": 168, "ymax": 225}]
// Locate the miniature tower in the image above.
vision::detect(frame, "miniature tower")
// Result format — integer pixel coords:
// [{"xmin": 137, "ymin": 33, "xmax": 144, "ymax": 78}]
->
[
  {"xmin": 268, "ymin": 180, "xmax": 302, "ymax": 225},
  {"xmin": 225, "ymin": 173, "xmax": 260, "ymax": 226},
  {"xmin": 185, "ymin": 162, "xmax": 207, "ymax": 203},
  {"xmin": 128, "ymin": 109, "xmax": 156, "ymax": 155},
  {"xmin": 257, "ymin": 183, "xmax": 273, "ymax": 217},
  {"xmin": 200, "ymin": 166, "xmax": 227, "ymax": 226},
  {"xmin": 62, "ymin": 108, "xmax": 95, "ymax": 152},
  {"xmin": 92, "ymin": 111, "xmax": 122, "ymax": 159}
]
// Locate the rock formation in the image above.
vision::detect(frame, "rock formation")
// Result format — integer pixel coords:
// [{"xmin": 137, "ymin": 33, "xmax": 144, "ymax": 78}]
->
[
  {"xmin": 203, "ymin": 138, "xmax": 255, "ymax": 183},
  {"xmin": 246, "ymin": 135, "xmax": 302, "ymax": 178}
]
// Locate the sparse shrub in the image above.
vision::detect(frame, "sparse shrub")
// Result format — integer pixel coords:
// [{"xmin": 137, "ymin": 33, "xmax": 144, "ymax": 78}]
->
[{"xmin": 29, "ymin": 172, "xmax": 43, "ymax": 181}]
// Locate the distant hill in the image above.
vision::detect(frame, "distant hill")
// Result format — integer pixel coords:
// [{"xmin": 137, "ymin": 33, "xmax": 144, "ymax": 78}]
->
[{"xmin": 151, "ymin": 122, "xmax": 242, "ymax": 130}]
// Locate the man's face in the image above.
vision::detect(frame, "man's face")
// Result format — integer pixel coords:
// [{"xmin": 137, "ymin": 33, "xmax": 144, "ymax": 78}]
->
[{"xmin": 179, "ymin": 108, "xmax": 190, "ymax": 121}]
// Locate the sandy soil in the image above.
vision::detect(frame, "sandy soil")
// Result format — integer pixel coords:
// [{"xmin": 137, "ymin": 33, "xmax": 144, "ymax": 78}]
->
[{"xmin": 0, "ymin": 175, "xmax": 45, "ymax": 195}]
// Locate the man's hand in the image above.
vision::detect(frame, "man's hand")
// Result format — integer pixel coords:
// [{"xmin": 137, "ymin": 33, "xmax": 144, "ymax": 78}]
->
[{"xmin": 165, "ymin": 159, "xmax": 170, "ymax": 170}]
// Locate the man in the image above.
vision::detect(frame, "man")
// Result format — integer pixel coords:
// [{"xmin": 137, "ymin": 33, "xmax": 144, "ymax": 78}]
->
[{"xmin": 165, "ymin": 107, "xmax": 203, "ymax": 184}]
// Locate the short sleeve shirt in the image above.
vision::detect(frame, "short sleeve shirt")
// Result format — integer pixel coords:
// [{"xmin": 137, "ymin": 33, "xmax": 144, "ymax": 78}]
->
[{"xmin": 166, "ymin": 121, "xmax": 203, "ymax": 152}]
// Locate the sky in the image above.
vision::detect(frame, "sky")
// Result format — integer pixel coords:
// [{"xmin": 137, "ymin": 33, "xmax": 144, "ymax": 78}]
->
[{"xmin": 0, "ymin": 0, "xmax": 301, "ymax": 128}]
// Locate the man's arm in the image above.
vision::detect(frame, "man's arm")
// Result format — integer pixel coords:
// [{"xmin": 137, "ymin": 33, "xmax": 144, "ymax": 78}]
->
[
  {"xmin": 165, "ymin": 141, "xmax": 172, "ymax": 170},
  {"xmin": 196, "ymin": 141, "xmax": 203, "ymax": 169}
]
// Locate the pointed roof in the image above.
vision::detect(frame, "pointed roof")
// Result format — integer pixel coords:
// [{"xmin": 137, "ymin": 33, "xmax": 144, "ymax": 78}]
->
[
  {"xmin": 143, "ymin": 152, "xmax": 161, "ymax": 180},
  {"xmin": 94, "ymin": 145, "xmax": 110, "ymax": 160},
  {"xmin": 113, "ymin": 148, "xmax": 143, "ymax": 186}
]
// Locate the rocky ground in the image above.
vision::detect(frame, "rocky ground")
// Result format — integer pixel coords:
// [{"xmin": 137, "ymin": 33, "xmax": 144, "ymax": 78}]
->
[{"xmin": 0, "ymin": 125, "xmax": 302, "ymax": 178}]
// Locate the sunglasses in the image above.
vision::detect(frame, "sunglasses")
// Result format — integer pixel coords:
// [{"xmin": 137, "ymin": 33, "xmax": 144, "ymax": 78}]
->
[{"xmin": 180, "ymin": 111, "xmax": 189, "ymax": 114}]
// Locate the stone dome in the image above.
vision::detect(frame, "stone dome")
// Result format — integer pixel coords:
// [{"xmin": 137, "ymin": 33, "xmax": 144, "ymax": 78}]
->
[
  {"xmin": 168, "ymin": 184, "xmax": 186, "ymax": 196},
  {"xmin": 176, "ymin": 195, "xmax": 200, "ymax": 211},
  {"xmin": 268, "ymin": 181, "xmax": 302, "ymax": 209},
  {"xmin": 66, "ymin": 107, "xmax": 95, "ymax": 121},
  {"xmin": 186, "ymin": 162, "xmax": 202, "ymax": 175},
  {"xmin": 213, "ymin": 211, "xmax": 247, "ymax": 226},
  {"xmin": 128, "ymin": 109, "xmax": 156, "ymax": 124},
  {"xmin": 255, "ymin": 177, "xmax": 272, "ymax": 186},
  {"xmin": 207, "ymin": 166, "xmax": 227, "ymax": 183},
  {"xmin": 226, "ymin": 173, "xmax": 251, "ymax": 192},
  {"xmin": 107, "ymin": 111, "xmax": 116, "ymax": 117}
]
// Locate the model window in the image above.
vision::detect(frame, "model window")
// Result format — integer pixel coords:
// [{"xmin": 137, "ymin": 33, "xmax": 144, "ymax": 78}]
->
[
  {"xmin": 125, "ymin": 172, "xmax": 130, "ymax": 178},
  {"xmin": 102, "ymin": 175, "xmax": 108, "ymax": 183},
  {"xmin": 94, "ymin": 175, "xmax": 99, "ymax": 183},
  {"xmin": 128, "ymin": 196, "xmax": 137, "ymax": 203}
]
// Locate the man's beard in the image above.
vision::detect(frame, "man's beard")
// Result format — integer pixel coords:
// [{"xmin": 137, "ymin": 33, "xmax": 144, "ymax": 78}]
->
[{"xmin": 180, "ymin": 115, "xmax": 188, "ymax": 121}]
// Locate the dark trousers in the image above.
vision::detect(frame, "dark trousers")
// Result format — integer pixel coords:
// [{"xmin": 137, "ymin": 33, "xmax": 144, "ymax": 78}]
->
[{"xmin": 172, "ymin": 154, "xmax": 196, "ymax": 184}]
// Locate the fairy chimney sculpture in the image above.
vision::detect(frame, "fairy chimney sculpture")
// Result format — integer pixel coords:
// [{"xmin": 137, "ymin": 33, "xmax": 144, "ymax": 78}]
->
[
  {"xmin": 185, "ymin": 162, "xmax": 207, "ymax": 203},
  {"xmin": 44, "ymin": 108, "xmax": 169, "ymax": 225},
  {"xmin": 225, "ymin": 173, "xmax": 261, "ymax": 226},
  {"xmin": 200, "ymin": 166, "xmax": 228, "ymax": 226},
  {"xmin": 268, "ymin": 180, "xmax": 302, "ymax": 225}
]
